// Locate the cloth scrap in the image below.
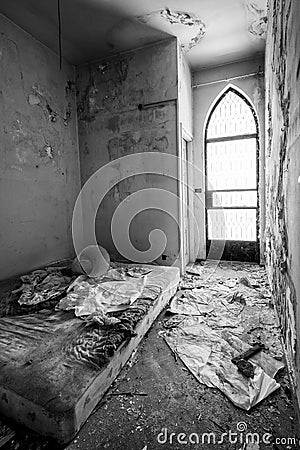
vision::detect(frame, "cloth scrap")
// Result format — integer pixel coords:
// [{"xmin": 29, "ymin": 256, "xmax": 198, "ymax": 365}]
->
[{"xmin": 16, "ymin": 266, "xmax": 72, "ymax": 306}]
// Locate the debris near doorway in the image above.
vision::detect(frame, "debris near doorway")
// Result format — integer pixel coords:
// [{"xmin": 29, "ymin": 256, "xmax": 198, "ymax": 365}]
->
[{"xmin": 161, "ymin": 261, "xmax": 285, "ymax": 410}]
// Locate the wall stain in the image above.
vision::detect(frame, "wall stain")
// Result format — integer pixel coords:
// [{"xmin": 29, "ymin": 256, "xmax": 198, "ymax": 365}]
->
[
  {"xmin": 0, "ymin": 32, "xmax": 24, "ymax": 87},
  {"xmin": 77, "ymin": 67, "xmax": 100, "ymax": 122},
  {"xmin": 107, "ymin": 116, "xmax": 120, "ymax": 133},
  {"xmin": 28, "ymin": 84, "xmax": 58, "ymax": 123}
]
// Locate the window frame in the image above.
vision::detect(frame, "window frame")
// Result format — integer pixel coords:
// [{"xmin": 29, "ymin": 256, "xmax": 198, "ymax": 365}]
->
[{"xmin": 204, "ymin": 86, "xmax": 260, "ymax": 252}]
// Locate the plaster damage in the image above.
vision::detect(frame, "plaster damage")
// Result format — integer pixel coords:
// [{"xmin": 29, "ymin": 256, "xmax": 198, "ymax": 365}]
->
[
  {"xmin": 0, "ymin": 14, "xmax": 80, "ymax": 280},
  {"xmin": 265, "ymin": 0, "xmax": 300, "ymax": 415},
  {"xmin": 76, "ymin": 39, "xmax": 180, "ymax": 265},
  {"xmin": 244, "ymin": 1, "xmax": 268, "ymax": 38},
  {"xmin": 137, "ymin": 8, "xmax": 206, "ymax": 52}
]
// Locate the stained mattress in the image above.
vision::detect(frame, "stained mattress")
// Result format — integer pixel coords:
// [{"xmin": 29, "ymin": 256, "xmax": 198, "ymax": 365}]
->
[{"xmin": 0, "ymin": 264, "xmax": 180, "ymax": 443}]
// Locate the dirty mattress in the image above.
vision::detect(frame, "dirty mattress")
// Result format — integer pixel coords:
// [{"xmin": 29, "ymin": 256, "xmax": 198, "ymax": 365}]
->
[{"xmin": 0, "ymin": 264, "xmax": 180, "ymax": 443}]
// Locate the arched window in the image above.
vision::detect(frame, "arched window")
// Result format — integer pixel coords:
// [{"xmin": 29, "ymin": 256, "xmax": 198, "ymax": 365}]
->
[{"xmin": 205, "ymin": 87, "xmax": 259, "ymax": 261}]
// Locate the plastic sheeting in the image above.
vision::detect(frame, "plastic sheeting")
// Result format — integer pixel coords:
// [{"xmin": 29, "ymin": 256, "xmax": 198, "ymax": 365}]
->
[
  {"xmin": 57, "ymin": 269, "xmax": 148, "ymax": 319},
  {"xmin": 164, "ymin": 316, "xmax": 283, "ymax": 410},
  {"xmin": 163, "ymin": 266, "xmax": 284, "ymax": 410}
]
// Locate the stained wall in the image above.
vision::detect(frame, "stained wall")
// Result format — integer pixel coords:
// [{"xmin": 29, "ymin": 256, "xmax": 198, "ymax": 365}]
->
[
  {"xmin": 0, "ymin": 14, "xmax": 80, "ymax": 280},
  {"xmin": 265, "ymin": 0, "xmax": 300, "ymax": 415},
  {"xmin": 76, "ymin": 39, "xmax": 181, "ymax": 266}
]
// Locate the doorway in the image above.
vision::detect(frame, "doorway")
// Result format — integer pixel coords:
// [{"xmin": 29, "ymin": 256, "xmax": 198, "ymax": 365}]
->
[{"xmin": 204, "ymin": 87, "xmax": 259, "ymax": 262}]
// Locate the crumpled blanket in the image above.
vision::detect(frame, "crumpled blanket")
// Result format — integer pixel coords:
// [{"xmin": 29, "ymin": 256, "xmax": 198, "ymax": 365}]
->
[{"xmin": 15, "ymin": 267, "xmax": 72, "ymax": 306}]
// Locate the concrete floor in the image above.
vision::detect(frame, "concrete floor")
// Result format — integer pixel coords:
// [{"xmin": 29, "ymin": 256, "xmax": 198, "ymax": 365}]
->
[{"xmin": 0, "ymin": 262, "xmax": 299, "ymax": 450}]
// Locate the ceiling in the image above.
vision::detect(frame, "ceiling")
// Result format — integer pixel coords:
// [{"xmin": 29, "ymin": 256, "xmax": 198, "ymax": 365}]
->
[{"xmin": 0, "ymin": 0, "xmax": 267, "ymax": 69}]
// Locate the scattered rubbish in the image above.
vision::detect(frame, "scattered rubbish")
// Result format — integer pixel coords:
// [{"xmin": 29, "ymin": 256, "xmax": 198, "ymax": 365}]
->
[
  {"xmin": 232, "ymin": 343, "xmax": 265, "ymax": 378},
  {"xmin": 168, "ymin": 291, "xmax": 214, "ymax": 316},
  {"xmin": 245, "ymin": 443, "xmax": 260, "ymax": 450},
  {"xmin": 164, "ymin": 319, "xmax": 284, "ymax": 409},
  {"xmin": 162, "ymin": 265, "xmax": 285, "ymax": 410},
  {"xmin": 239, "ymin": 277, "xmax": 254, "ymax": 288},
  {"xmin": 186, "ymin": 267, "xmax": 202, "ymax": 277},
  {"xmin": 223, "ymin": 279, "xmax": 238, "ymax": 288},
  {"xmin": 235, "ymin": 359, "xmax": 255, "ymax": 378},
  {"xmin": 209, "ymin": 417, "xmax": 226, "ymax": 431},
  {"xmin": 232, "ymin": 343, "xmax": 265, "ymax": 364},
  {"xmin": 228, "ymin": 292, "xmax": 246, "ymax": 305}
]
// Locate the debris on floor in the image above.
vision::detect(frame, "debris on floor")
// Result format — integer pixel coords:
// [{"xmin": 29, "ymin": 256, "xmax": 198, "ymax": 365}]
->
[
  {"xmin": 161, "ymin": 261, "xmax": 285, "ymax": 410},
  {"xmin": 0, "ymin": 261, "xmax": 298, "ymax": 449}
]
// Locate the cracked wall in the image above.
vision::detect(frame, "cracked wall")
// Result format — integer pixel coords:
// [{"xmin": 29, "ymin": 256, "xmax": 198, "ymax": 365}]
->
[
  {"xmin": 0, "ymin": 14, "xmax": 80, "ymax": 280},
  {"xmin": 76, "ymin": 39, "xmax": 180, "ymax": 265},
  {"xmin": 265, "ymin": 0, "xmax": 300, "ymax": 416}
]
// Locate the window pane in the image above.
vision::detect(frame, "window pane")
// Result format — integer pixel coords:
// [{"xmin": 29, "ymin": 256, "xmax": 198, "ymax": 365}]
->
[
  {"xmin": 207, "ymin": 91, "xmax": 256, "ymax": 139},
  {"xmin": 212, "ymin": 191, "xmax": 257, "ymax": 207},
  {"xmin": 206, "ymin": 138, "xmax": 257, "ymax": 190},
  {"xmin": 207, "ymin": 209, "xmax": 257, "ymax": 241}
]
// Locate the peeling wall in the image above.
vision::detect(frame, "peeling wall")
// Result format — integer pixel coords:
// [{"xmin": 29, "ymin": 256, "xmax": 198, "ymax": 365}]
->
[
  {"xmin": 0, "ymin": 14, "xmax": 80, "ymax": 280},
  {"xmin": 265, "ymin": 0, "xmax": 300, "ymax": 416},
  {"xmin": 76, "ymin": 39, "xmax": 180, "ymax": 265},
  {"xmin": 178, "ymin": 48, "xmax": 193, "ymax": 138},
  {"xmin": 192, "ymin": 58, "xmax": 265, "ymax": 259},
  {"xmin": 137, "ymin": 8, "xmax": 206, "ymax": 54}
]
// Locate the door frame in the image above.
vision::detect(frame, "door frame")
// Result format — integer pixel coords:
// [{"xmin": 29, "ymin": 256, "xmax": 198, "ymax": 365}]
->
[{"xmin": 178, "ymin": 124, "xmax": 193, "ymax": 272}]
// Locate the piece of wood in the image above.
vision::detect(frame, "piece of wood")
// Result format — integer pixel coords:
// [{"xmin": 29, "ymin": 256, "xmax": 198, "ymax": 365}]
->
[
  {"xmin": 0, "ymin": 431, "xmax": 15, "ymax": 448},
  {"xmin": 231, "ymin": 343, "xmax": 265, "ymax": 364}
]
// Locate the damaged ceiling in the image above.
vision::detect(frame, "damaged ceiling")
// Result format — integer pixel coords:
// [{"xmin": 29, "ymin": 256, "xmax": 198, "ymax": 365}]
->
[{"xmin": 0, "ymin": 0, "xmax": 267, "ymax": 68}]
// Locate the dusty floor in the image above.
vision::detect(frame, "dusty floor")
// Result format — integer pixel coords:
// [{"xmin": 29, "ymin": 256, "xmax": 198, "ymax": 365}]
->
[{"xmin": 0, "ymin": 261, "xmax": 299, "ymax": 450}]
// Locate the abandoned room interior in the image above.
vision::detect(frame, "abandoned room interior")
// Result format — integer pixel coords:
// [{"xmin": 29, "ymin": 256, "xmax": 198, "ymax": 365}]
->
[{"xmin": 0, "ymin": 0, "xmax": 299, "ymax": 448}]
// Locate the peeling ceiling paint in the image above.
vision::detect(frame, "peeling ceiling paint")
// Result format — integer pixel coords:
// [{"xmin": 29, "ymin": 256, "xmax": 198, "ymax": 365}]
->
[
  {"xmin": 138, "ymin": 8, "xmax": 206, "ymax": 52},
  {"xmin": 245, "ymin": 1, "xmax": 268, "ymax": 38},
  {"xmin": 0, "ymin": 0, "xmax": 267, "ymax": 68}
]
